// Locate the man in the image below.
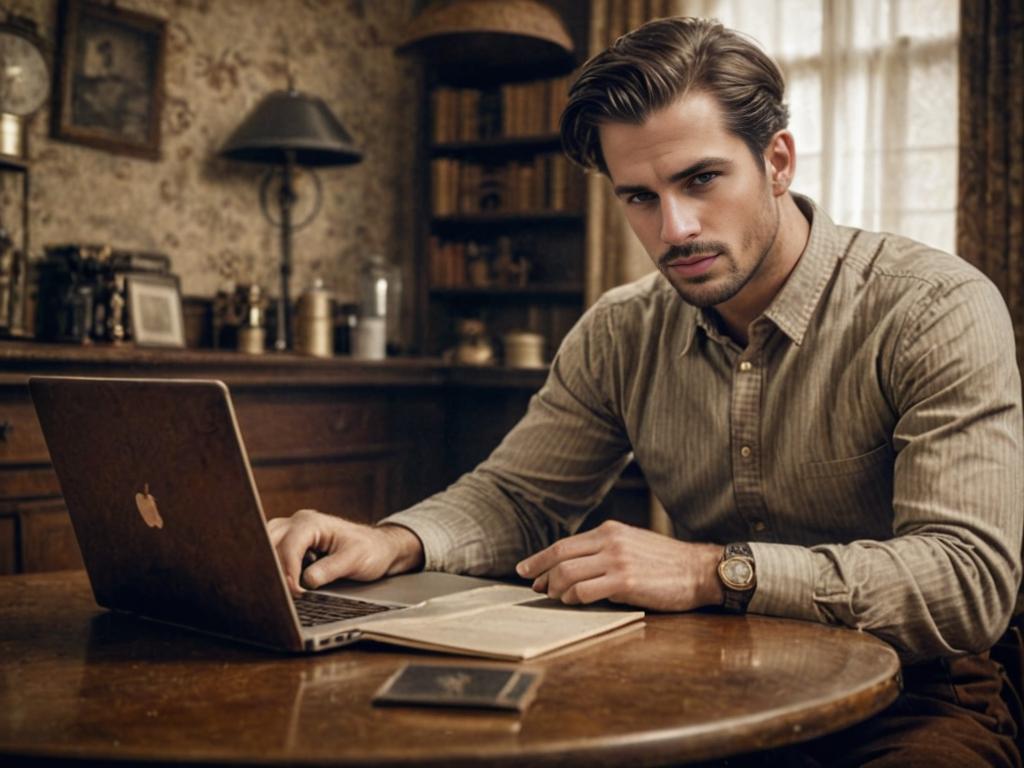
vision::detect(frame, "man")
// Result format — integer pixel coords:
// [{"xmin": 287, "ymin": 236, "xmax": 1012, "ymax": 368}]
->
[{"xmin": 269, "ymin": 17, "xmax": 1023, "ymax": 766}]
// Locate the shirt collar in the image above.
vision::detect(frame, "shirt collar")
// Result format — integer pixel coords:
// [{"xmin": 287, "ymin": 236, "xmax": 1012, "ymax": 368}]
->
[
  {"xmin": 762, "ymin": 194, "xmax": 843, "ymax": 346},
  {"xmin": 679, "ymin": 303, "xmax": 731, "ymax": 356},
  {"xmin": 679, "ymin": 193, "xmax": 844, "ymax": 355}
]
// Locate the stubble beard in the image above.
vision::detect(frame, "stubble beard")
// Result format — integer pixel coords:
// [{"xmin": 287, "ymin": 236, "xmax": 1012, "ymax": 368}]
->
[{"xmin": 659, "ymin": 189, "xmax": 781, "ymax": 310}]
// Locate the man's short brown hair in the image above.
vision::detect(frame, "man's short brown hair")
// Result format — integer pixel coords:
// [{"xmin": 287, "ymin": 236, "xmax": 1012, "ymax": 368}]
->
[{"xmin": 560, "ymin": 17, "xmax": 789, "ymax": 175}]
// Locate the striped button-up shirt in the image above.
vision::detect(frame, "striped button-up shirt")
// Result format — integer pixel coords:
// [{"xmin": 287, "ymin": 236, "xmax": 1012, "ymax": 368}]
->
[{"xmin": 382, "ymin": 196, "xmax": 1024, "ymax": 663}]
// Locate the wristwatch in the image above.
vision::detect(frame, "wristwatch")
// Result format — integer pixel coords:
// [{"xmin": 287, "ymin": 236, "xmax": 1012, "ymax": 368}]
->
[{"xmin": 717, "ymin": 542, "xmax": 757, "ymax": 613}]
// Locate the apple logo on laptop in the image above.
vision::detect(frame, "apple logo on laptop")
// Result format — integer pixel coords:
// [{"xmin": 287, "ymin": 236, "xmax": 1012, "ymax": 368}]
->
[{"xmin": 135, "ymin": 483, "xmax": 164, "ymax": 529}]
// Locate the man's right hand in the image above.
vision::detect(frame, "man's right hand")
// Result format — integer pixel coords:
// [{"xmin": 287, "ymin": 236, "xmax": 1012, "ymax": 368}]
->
[{"xmin": 266, "ymin": 509, "xmax": 424, "ymax": 596}]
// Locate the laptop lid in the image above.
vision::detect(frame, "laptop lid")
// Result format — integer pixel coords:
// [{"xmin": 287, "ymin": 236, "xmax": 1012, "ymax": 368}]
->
[{"xmin": 30, "ymin": 376, "xmax": 307, "ymax": 651}]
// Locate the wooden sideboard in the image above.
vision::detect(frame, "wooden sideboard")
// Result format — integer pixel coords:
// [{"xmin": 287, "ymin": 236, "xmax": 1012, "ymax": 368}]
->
[{"xmin": 0, "ymin": 341, "xmax": 559, "ymax": 574}]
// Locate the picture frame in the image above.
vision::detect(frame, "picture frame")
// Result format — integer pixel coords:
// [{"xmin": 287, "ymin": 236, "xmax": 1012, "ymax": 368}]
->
[
  {"xmin": 52, "ymin": 0, "xmax": 167, "ymax": 160},
  {"xmin": 126, "ymin": 273, "xmax": 184, "ymax": 348}
]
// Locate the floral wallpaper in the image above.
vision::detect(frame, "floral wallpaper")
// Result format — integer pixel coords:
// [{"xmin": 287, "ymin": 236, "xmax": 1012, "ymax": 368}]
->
[{"xmin": 9, "ymin": 0, "xmax": 420, "ymax": 303}]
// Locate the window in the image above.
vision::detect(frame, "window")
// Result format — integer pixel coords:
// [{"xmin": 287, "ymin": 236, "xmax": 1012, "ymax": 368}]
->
[{"xmin": 678, "ymin": 0, "xmax": 959, "ymax": 252}]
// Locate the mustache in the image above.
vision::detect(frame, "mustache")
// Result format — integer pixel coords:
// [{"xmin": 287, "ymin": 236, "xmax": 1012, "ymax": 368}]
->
[{"xmin": 659, "ymin": 242, "xmax": 729, "ymax": 267}]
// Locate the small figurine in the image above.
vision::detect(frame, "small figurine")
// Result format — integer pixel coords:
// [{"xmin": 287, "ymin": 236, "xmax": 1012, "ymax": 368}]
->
[
  {"xmin": 108, "ymin": 274, "xmax": 126, "ymax": 342},
  {"xmin": 492, "ymin": 236, "xmax": 529, "ymax": 288},
  {"xmin": 444, "ymin": 318, "xmax": 496, "ymax": 366},
  {"xmin": 466, "ymin": 242, "xmax": 490, "ymax": 287}
]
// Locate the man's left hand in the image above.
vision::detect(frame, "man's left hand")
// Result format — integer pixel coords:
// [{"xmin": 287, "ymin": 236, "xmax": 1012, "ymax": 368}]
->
[{"xmin": 515, "ymin": 521, "xmax": 725, "ymax": 611}]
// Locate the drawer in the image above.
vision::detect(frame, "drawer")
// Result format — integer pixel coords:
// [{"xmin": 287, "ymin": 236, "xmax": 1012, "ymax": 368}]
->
[
  {"xmin": 20, "ymin": 502, "xmax": 84, "ymax": 573},
  {"xmin": 0, "ymin": 390, "xmax": 51, "ymax": 466},
  {"xmin": 0, "ymin": 515, "xmax": 15, "ymax": 574},
  {"xmin": 252, "ymin": 457, "xmax": 394, "ymax": 524},
  {"xmin": 234, "ymin": 392, "xmax": 391, "ymax": 461},
  {"xmin": 0, "ymin": 465, "xmax": 62, "ymax": 499}
]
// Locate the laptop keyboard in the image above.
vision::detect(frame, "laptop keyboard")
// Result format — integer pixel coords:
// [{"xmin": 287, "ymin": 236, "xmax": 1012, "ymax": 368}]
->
[{"xmin": 293, "ymin": 591, "xmax": 398, "ymax": 627}]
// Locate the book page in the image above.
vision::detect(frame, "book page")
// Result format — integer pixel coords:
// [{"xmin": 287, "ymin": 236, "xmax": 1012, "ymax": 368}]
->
[{"xmin": 357, "ymin": 586, "xmax": 644, "ymax": 660}]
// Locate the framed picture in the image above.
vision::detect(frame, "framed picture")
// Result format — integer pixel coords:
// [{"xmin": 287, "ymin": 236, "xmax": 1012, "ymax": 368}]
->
[
  {"xmin": 52, "ymin": 0, "xmax": 166, "ymax": 160},
  {"xmin": 126, "ymin": 273, "xmax": 184, "ymax": 348}
]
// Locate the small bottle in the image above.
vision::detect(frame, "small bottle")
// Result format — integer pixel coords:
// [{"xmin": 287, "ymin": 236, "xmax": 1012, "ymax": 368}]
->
[
  {"xmin": 353, "ymin": 255, "xmax": 388, "ymax": 360},
  {"xmin": 334, "ymin": 302, "xmax": 358, "ymax": 355},
  {"xmin": 295, "ymin": 278, "xmax": 333, "ymax": 358},
  {"xmin": 238, "ymin": 284, "xmax": 266, "ymax": 354}
]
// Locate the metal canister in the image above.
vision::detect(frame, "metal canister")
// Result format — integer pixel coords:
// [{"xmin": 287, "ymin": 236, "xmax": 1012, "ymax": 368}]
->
[
  {"xmin": 296, "ymin": 278, "xmax": 333, "ymax": 358},
  {"xmin": 503, "ymin": 331, "xmax": 546, "ymax": 368}
]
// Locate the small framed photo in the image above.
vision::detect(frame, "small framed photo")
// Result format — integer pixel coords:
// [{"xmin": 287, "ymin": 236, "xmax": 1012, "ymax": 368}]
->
[
  {"xmin": 52, "ymin": 0, "xmax": 167, "ymax": 160},
  {"xmin": 126, "ymin": 273, "xmax": 184, "ymax": 348}
]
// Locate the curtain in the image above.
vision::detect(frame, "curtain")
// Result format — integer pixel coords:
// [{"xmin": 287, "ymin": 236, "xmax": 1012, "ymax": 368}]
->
[
  {"xmin": 957, "ymin": 0, "xmax": 1024, "ymax": 368},
  {"xmin": 582, "ymin": 0, "xmax": 677, "ymax": 308}
]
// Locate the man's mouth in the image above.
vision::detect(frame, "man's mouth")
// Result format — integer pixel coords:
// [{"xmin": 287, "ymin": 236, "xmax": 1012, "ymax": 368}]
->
[{"xmin": 663, "ymin": 252, "xmax": 720, "ymax": 278}]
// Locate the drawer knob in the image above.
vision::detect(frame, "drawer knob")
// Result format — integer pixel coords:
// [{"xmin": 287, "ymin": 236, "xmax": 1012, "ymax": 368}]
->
[
  {"xmin": 331, "ymin": 415, "xmax": 351, "ymax": 432},
  {"xmin": 0, "ymin": 421, "xmax": 11, "ymax": 442}
]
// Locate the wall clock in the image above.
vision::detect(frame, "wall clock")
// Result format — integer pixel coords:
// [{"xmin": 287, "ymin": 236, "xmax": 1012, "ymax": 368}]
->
[{"xmin": 0, "ymin": 15, "xmax": 50, "ymax": 158}]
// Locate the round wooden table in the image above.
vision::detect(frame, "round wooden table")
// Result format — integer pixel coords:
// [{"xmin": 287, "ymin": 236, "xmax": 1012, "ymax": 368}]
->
[{"xmin": 0, "ymin": 571, "xmax": 901, "ymax": 766}]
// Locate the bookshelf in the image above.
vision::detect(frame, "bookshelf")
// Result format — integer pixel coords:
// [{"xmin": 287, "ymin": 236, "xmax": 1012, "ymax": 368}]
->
[{"xmin": 419, "ymin": 74, "xmax": 588, "ymax": 361}]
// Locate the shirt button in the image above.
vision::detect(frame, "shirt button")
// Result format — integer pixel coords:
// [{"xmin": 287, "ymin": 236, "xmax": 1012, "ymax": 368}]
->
[
  {"xmin": 740, "ymin": 446, "xmax": 752, "ymax": 458},
  {"xmin": 752, "ymin": 519, "xmax": 767, "ymax": 532},
  {"xmin": 739, "ymin": 361, "xmax": 752, "ymax": 372}
]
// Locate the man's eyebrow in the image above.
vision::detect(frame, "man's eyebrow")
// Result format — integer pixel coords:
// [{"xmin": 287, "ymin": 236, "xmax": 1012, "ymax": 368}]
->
[{"xmin": 611, "ymin": 157, "xmax": 734, "ymax": 197}]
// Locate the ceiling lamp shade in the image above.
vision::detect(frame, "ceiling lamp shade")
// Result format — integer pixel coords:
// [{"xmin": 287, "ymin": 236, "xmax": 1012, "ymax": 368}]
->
[
  {"xmin": 397, "ymin": 0, "xmax": 575, "ymax": 87},
  {"xmin": 219, "ymin": 90, "xmax": 362, "ymax": 167}
]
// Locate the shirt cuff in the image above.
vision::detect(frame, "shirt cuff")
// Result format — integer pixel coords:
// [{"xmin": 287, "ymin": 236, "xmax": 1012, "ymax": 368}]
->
[
  {"xmin": 747, "ymin": 542, "xmax": 832, "ymax": 624},
  {"xmin": 376, "ymin": 510, "xmax": 456, "ymax": 572}
]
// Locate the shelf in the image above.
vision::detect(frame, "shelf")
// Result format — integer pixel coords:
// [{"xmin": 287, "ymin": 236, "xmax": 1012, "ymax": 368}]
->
[
  {"xmin": 430, "ymin": 284, "xmax": 583, "ymax": 300},
  {"xmin": 432, "ymin": 211, "xmax": 583, "ymax": 227},
  {"xmin": 431, "ymin": 134, "xmax": 562, "ymax": 158}
]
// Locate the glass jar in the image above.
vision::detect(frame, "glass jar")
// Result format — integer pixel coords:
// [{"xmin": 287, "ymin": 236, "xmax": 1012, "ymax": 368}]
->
[{"xmin": 354, "ymin": 255, "xmax": 389, "ymax": 360}]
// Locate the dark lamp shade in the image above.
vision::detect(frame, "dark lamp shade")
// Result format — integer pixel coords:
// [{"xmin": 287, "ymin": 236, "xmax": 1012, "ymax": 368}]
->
[
  {"xmin": 219, "ymin": 90, "xmax": 362, "ymax": 167},
  {"xmin": 397, "ymin": 0, "xmax": 575, "ymax": 87}
]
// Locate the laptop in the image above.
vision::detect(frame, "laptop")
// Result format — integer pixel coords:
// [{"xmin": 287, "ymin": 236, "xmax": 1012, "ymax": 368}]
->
[{"xmin": 29, "ymin": 375, "xmax": 499, "ymax": 653}]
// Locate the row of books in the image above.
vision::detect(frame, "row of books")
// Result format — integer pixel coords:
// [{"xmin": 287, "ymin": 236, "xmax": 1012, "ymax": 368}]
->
[
  {"xmin": 430, "ymin": 237, "xmax": 531, "ymax": 290},
  {"xmin": 430, "ymin": 238, "xmax": 485, "ymax": 289},
  {"xmin": 431, "ymin": 154, "xmax": 584, "ymax": 216},
  {"xmin": 431, "ymin": 75, "xmax": 574, "ymax": 143}
]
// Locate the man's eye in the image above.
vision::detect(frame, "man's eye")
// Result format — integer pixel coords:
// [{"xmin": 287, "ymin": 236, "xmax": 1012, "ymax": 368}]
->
[
  {"xmin": 627, "ymin": 192, "xmax": 656, "ymax": 205},
  {"xmin": 692, "ymin": 172, "xmax": 718, "ymax": 187}
]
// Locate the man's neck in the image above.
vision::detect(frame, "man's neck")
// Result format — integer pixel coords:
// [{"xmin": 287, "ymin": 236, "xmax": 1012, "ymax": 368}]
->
[{"xmin": 715, "ymin": 193, "xmax": 811, "ymax": 347}]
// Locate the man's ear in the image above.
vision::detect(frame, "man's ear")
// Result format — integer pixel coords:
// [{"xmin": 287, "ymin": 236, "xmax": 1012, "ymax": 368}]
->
[{"xmin": 764, "ymin": 130, "xmax": 797, "ymax": 196}]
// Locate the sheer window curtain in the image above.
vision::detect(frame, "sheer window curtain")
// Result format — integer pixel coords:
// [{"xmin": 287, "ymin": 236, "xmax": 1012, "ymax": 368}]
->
[{"xmin": 579, "ymin": 1, "xmax": 960, "ymax": 533}]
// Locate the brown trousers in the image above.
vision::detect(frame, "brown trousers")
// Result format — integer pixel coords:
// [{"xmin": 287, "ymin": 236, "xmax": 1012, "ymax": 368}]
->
[{"xmin": 719, "ymin": 650, "xmax": 1022, "ymax": 767}]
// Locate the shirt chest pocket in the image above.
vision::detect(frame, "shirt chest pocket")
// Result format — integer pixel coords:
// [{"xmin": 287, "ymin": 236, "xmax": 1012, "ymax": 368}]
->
[{"xmin": 798, "ymin": 443, "xmax": 895, "ymax": 538}]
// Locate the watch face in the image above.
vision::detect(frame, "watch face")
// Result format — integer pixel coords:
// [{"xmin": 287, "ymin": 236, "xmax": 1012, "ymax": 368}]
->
[
  {"xmin": 0, "ymin": 31, "xmax": 49, "ymax": 116},
  {"xmin": 720, "ymin": 557, "xmax": 755, "ymax": 589}
]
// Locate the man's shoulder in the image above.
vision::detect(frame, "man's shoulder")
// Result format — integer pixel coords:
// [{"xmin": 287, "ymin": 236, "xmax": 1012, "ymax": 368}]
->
[
  {"xmin": 839, "ymin": 225, "xmax": 992, "ymax": 296},
  {"xmin": 828, "ymin": 226, "xmax": 1012, "ymax": 353},
  {"xmin": 564, "ymin": 272, "xmax": 691, "ymax": 360},
  {"xmin": 593, "ymin": 270, "xmax": 684, "ymax": 316}
]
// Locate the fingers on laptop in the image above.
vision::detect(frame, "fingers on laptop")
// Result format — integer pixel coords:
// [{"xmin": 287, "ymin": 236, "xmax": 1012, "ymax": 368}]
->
[
  {"xmin": 267, "ymin": 508, "xmax": 325, "ymax": 595},
  {"xmin": 266, "ymin": 509, "xmax": 396, "ymax": 592},
  {"xmin": 301, "ymin": 552, "xmax": 353, "ymax": 589}
]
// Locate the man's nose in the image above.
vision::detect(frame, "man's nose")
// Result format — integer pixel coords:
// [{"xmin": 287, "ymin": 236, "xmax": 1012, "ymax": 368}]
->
[{"xmin": 660, "ymin": 196, "xmax": 701, "ymax": 245}]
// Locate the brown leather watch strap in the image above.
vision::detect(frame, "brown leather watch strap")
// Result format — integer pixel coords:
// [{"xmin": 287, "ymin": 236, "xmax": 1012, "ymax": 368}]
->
[{"xmin": 718, "ymin": 542, "xmax": 756, "ymax": 614}]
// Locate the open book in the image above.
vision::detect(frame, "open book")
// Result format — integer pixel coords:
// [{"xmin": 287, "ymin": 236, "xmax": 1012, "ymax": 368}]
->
[{"xmin": 351, "ymin": 585, "xmax": 645, "ymax": 660}]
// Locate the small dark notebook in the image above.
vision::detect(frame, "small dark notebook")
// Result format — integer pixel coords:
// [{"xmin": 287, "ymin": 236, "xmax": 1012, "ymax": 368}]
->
[{"xmin": 372, "ymin": 662, "xmax": 542, "ymax": 712}]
